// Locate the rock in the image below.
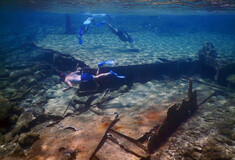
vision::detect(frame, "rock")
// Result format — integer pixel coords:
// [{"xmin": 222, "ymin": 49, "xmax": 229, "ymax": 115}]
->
[
  {"xmin": 12, "ymin": 106, "xmax": 24, "ymax": 116},
  {"xmin": 14, "ymin": 75, "xmax": 36, "ymax": 88},
  {"xmin": 232, "ymin": 133, "xmax": 235, "ymax": 140},
  {"xmin": 0, "ymin": 127, "xmax": 6, "ymax": 134},
  {"xmin": 0, "ymin": 98, "xmax": 13, "ymax": 122},
  {"xmin": 9, "ymin": 68, "xmax": 32, "ymax": 80},
  {"xmin": 0, "ymin": 81, "xmax": 9, "ymax": 89},
  {"xmin": 34, "ymin": 71, "xmax": 44, "ymax": 81},
  {"xmin": 118, "ymin": 85, "xmax": 129, "ymax": 93},
  {"xmin": 202, "ymin": 139, "xmax": 233, "ymax": 160},
  {"xmin": 45, "ymin": 90, "xmax": 56, "ymax": 99},
  {"xmin": 226, "ymin": 74, "xmax": 235, "ymax": 84},
  {"xmin": 18, "ymin": 132, "xmax": 39, "ymax": 148},
  {"xmin": 0, "ymin": 98, "xmax": 20, "ymax": 132},
  {"xmin": 30, "ymin": 49, "xmax": 45, "ymax": 61},
  {"xmin": 0, "ymin": 133, "xmax": 5, "ymax": 145},
  {"xmin": 73, "ymin": 95, "xmax": 91, "ymax": 104},
  {"xmin": 27, "ymin": 76, "xmax": 37, "ymax": 86},
  {"xmin": 11, "ymin": 146, "xmax": 26, "ymax": 158},
  {"xmin": 34, "ymin": 95, "xmax": 47, "ymax": 105},
  {"xmin": 12, "ymin": 112, "xmax": 35, "ymax": 136},
  {"xmin": 8, "ymin": 115, "xmax": 19, "ymax": 125},
  {"xmin": 74, "ymin": 104, "xmax": 87, "ymax": 113},
  {"xmin": 226, "ymin": 74, "xmax": 235, "ymax": 88},
  {"xmin": 217, "ymin": 63, "xmax": 235, "ymax": 86},
  {"xmin": 198, "ymin": 42, "xmax": 217, "ymax": 68},
  {"xmin": 51, "ymin": 75, "xmax": 60, "ymax": 83},
  {"xmin": 0, "ymin": 67, "xmax": 9, "ymax": 78}
]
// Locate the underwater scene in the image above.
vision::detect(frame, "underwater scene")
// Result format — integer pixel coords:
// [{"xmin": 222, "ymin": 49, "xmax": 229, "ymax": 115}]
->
[{"xmin": 0, "ymin": 0, "xmax": 235, "ymax": 159}]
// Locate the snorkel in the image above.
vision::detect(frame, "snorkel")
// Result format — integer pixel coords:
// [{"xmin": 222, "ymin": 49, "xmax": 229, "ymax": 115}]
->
[{"xmin": 59, "ymin": 73, "xmax": 66, "ymax": 81}]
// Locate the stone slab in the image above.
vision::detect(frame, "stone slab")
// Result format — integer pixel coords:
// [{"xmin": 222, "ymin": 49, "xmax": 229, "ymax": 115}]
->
[
  {"xmin": 108, "ymin": 129, "xmax": 148, "ymax": 158},
  {"xmin": 95, "ymin": 139, "xmax": 141, "ymax": 160},
  {"xmin": 26, "ymin": 112, "xmax": 115, "ymax": 160},
  {"xmin": 112, "ymin": 105, "xmax": 168, "ymax": 140}
]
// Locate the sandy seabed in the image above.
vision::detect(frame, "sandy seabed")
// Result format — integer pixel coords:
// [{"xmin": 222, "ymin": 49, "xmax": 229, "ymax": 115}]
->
[{"xmin": 36, "ymin": 31, "xmax": 235, "ymax": 68}]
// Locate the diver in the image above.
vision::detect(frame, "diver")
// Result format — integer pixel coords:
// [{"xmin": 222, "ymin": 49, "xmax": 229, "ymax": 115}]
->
[
  {"xmin": 78, "ymin": 17, "xmax": 96, "ymax": 45},
  {"xmin": 97, "ymin": 21, "xmax": 134, "ymax": 43},
  {"xmin": 59, "ymin": 60, "xmax": 125, "ymax": 92}
]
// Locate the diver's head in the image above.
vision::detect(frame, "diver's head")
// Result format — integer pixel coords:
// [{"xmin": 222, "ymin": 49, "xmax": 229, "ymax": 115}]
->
[{"xmin": 59, "ymin": 73, "xmax": 66, "ymax": 81}]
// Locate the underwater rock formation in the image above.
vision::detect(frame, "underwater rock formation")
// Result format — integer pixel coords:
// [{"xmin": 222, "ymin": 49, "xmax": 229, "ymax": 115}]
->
[
  {"xmin": 0, "ymin": 98, "xmax": 23, "ymax": 142},
  {"xmin": 18, "ymin": 132, "xmax": 39, "ymax": 149},
  {"xmin": 65, "ymin": 15, "xmax": 74, "ymax": 34},
  {"xmin": 198, "ymin": 42, "xmax": 217, "ymax": 68},
  {"xmin": 5, "ymin": 43, "xmax": 88, "ymax": 73},
  {"xmin": 1, "ymin": 43, "xmax": 89, "ymax": 102},
  {"xmin": 148, "ymin": 79, "xmax": 198, "ymax": 152},
  {"xmin": 217, "ymin": 63, "xmax": 235, "ymax": 87},
  {"xmin": 62, "ymin": 85, "xmax": 130, "ymax": 117},
  {"xmin": 226, "ymin": 74, "xmax": 235, "ymax": 87}
]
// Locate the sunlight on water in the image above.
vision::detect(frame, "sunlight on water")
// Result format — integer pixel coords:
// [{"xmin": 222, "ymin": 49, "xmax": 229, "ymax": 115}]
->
[{"xmin": 0, "ymin": 0, "xmax": 235, "ymax": 14}]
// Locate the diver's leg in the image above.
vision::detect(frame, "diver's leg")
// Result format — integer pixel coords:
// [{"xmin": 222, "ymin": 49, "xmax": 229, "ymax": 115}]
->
[
  {"xmin": 96, "ymin": 67, "xmax": 101, "ymax": 75},
  {"xmin": 94, "ymin": 72, "xmax": 111, "ymax": 80},
  {"xmin": 105, "ymin": 23, "xmax": 119, "ymax": 35},
  {"xmin": 84, "ymin": 25, "xmax": 89, "ymax": 34}
]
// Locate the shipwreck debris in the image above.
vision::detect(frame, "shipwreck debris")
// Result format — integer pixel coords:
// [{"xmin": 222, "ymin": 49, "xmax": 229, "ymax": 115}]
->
[{"xmin": 148, "ymin": 79, "xmax": 198, "ymax": 153}]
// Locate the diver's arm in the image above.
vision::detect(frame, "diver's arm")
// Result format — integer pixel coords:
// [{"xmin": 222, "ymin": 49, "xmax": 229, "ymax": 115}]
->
[
  {"xmin": 62, "ymin": 80, "xmax": 73, "ymax": 92},
  {"xmin": 71, "ymin": 70, "xmax": 81, "ymax": 74}
]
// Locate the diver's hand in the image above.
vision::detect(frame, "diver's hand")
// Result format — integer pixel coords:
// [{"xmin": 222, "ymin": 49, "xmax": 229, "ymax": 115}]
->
[{"xmin": 62, "ymin": 86, "xmax": 72, "ymax": 92}]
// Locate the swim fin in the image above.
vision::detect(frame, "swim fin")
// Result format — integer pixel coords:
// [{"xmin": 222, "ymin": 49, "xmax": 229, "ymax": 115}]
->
[
  {"xmin": 97, "ymin": 21, "xmax": 106, "ymax": 27},
  {"xmin": 110, "ymin": 70, "xmax": 125, "ymax": 79},
  {"xmin": 78, "ymin": 38, "xmax": 82, "ymax": 45},
  {"xmin": 105, "ymin": 60, "xmax": 115, "ymax": 65},
  {"xmin": 97, "ymin": 60, "xmax": 115, "ymax": 67},
  {"xmin": 116, "ymin": 75, "xmax": 125, "ymax": 79},
  {"xmin": 97, "ymin": 61, "xmax": 105, "ymax": 67},
  {"xmin": 78, "ymin": 27, "xmax": 82, "ymax": 37}
]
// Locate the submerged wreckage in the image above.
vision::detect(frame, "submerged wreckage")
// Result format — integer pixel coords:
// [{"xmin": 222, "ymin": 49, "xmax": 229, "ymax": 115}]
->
[{"xmin": 0, "ymin": 42, "xmax": 234, "ymax": 159}]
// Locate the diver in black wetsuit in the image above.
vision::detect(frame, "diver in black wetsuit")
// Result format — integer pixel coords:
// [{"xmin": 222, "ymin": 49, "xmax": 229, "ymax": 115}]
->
[{"xmin": 98, "ymin": 21, "xmax": 134, "ymax": 43}]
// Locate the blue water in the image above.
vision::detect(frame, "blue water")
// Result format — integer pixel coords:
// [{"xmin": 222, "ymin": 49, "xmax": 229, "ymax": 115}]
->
[{"xmin": 1, "ymin": 12, "xmax": 235, "ymax": 66}]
